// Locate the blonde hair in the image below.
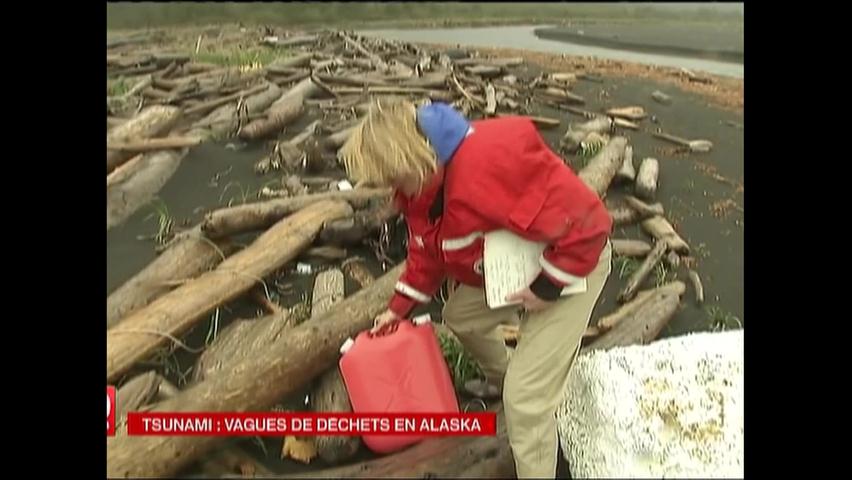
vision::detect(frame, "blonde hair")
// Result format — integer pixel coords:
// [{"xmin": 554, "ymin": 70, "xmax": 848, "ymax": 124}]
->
[{"xmin": 340, "ymin": 97, "xmax": 437, "ymax": 189}]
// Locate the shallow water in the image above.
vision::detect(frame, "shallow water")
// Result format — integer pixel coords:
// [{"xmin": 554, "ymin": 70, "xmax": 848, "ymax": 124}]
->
[{"xmin": 360, "ymin": 25, "xmax": 744, "ymax": 78}]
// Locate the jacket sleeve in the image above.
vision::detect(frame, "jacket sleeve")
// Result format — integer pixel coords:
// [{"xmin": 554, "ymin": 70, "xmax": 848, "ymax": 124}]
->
[
  {"xmin": 387, "ymin": 223, "xmax": 446, "ymax": 318},
  {"xmin": 508, "ymin": 121, "xmax": 613, "ymax": 301},
  {"xmin": 528, "ymin": 200, "xmax": 612, "ymax": 301}
]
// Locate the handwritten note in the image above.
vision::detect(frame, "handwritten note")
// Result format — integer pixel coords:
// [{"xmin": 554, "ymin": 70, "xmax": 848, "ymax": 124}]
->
[{"xmin": 483, "ymin": 230, "xmax": 587, "ymax": 309}]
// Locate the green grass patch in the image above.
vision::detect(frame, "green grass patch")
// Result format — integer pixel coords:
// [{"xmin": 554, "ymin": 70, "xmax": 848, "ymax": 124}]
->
[
  {"xmin": 705, "ymin": 305, "xmax": 742, "ymax": 332},
  {"xmin": 613, "ymin": 256, "xmax": 642, "ymax": 279},
  {"xmin": 438, "ymin": 330, "xmax": 483, "ymax": 390},
  {"xmin": 108, "ymin": 77, "xmax": 131, "ymax": 97}
]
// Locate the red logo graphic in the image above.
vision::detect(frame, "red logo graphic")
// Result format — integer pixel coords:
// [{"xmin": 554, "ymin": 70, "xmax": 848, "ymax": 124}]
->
[{"xmin": 107, "ymin": 386, "xmax": 116, "ymax": 436}]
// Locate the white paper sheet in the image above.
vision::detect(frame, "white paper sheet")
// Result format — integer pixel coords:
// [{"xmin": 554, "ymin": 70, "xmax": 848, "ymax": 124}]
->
[{"xmin": 483, "ymin": 230, "xmax": 587, "ymax": 309}]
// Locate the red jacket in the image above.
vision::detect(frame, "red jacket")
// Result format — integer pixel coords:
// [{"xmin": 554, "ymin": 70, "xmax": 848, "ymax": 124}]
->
[{"xmin": 388, "ymin": 116, "xmax": 612, "ymax": 318}]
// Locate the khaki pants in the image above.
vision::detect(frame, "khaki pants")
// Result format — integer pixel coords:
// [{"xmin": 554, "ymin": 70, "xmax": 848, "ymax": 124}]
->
[{"xmin": 442, "ymin": 242, "xmax": 612, "ymax": 478}]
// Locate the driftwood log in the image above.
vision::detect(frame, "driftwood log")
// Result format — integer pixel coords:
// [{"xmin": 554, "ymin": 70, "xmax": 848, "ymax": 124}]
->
[
  {"xmin": 107, "ymin": 200, "xmax": 353, "ymax": 383},
  {"xmin": 200, "ymin": 188, "xmax": 391, "ymax": 239},
  {"xmin": 611, "ymin": 239, "xmax": 652, "ymax": 257},
  {"xmin": 115, "ymin": 371, "xmax": 162, "ymax": 430},
  {"xmin": 311, "ymin": 269, "xmax": 345, "ymax": 318},
  {"xmin": 106, "ymin": 106, "xmax": 181, "ymax": 173},
  {"xmin": 623, "ymin": 195, "xmax": 665, "ymax": 218},
  {"xmin": 616, "ymin": 144, "xmax": 636, "ymax": 183},
  {"xmin": 617, "ymin": 240, "xmax": 668, "ymax": 303},
  {"xmin": 238, "ymin": 77, "xmax": 322, "ymax": 140},
  {"xmin": 562, "ymin": 116, "xmax": 612, "ymax": 153},
  {"xmin": 342, "ymin": 257, "xmax": 375, "ymax": 290},
  {"xmin": 642, "ymin": 216, "xmax": 690, "ymax": 254},
  {"xmin": 635, "ymin": 157, "xmax": 660, "ymax": 200},
  {"xmin": 106, "ymin": 262, "xmax": 404, "ymax": 478},
  {"xmin": 186, "ymin": 82, "xmax": 283, "ymax": 140},
  {"xmin": 319, "ymin": 202, "xmax": 398, "ymax": 246},
  {"xmin": 307, "ymin": 267, "xmax": 360, "ymax": 464},
  {"xmin": 107, "ymin": 228, "xmax": 235, "ymax": 328},
  {"xmin": 183, "ymin": 83, "xmax": 270, "ymax": 117},
  {"xmin": 588, "ymin": 281, "xmax": 686, "ymax": 350},
  {"xmin": 688, "ymin": 270, "xmax": 704, "ymax": 304},
  {"xmin": 107, "ymin": 148, "xmax": 188, "ymax": 230},
  {"xmin": 254, "ymin": 120, "xmax": 322, "ymax": 174},
  {"xmin": 107, "ymin": 136, "xmax": 202, "ymax": 153},
  {"xmin": 577, "ymin": 136, "xmax": 628, "ymax": 197}
]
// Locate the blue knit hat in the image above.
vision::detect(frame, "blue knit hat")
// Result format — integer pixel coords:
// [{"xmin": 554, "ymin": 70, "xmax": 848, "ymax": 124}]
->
[{"xmin": 416, "ymin": 103, "xmax": 471, "ymax": 165}]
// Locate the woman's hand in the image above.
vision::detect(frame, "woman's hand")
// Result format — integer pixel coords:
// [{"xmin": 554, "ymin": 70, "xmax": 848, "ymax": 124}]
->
[
  {"xmin": 371, "ymin": 309, "xmax": 401, "ymax": 334},
  {"xmin": 506, "ymin": 287, "xmax": 554, "ymax": 312}
]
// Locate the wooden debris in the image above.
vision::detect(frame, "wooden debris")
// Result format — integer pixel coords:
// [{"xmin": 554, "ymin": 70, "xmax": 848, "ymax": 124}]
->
[
  {"xmin": 623, "ymin": 195, "xmax": 665, "ymax": 218},
  {"xmin": 612, "ymin": 239, "xmax": 652, "ymax": 257},
  {"xmin": 642, "ymin": 216, "xmax": 690, "ymax": 254},
  {"xmin": 665, "ymin": 251, "xmax": 681, "ymax": 270},
  {"xmin": 106, "ymin": 263, "xmax": 405, "ymax": 478},
  {"xmin": 106, "ymin": 106, "xmax": 182, "ymax": 174},
  {"xmin": 539, "ymin": 87, "xmax": 585, "ymax": 104},
  {"xmin": 635, "ymin": 157, "xmax": 660, "ymax": 200},
  {"xmin": 577, "ymin": 136, "xmax": 628, "ymax": 197},
  {"xmin": 322, "ymin": 127, "xmax": 355, "ymax": 151},
  {"xmin": 107, "ymin": 136, "xmax": 202, "ymax": 152},
  {"xmin": 187, "ymin": 83, "xmax": 283, "ymax": 140},
  {"xmin": 115, "ymin": 371, "xmax": 162, "ymax": 427},
  {"xmin": 239, "ymin": 78, "xmax": 321, "ymax": 140},
  {"xmin": 605, "ymin": 106, "xmax": 647, "ymax": 120},
  {"xmin": 311, "ymin": 269, "xmax": 345, "ymax": 318},
  {"xmin": 302, "ymin": 246, "xmax": 346, "ymax": 261},
  {"xmin": 255, "ymin": 119, "xmax": 321, "ymax": 174},
  {"xmin": 340, "ymin": 32, "xmax": 389, "ymax": 71},
  {"xmin": 484, "ymin": 83, "xmax": 497, "ymax": 116},
  {"xmin": 263, "ymin": 34, "xmax": 318, "ymax": 48},
  {"xmin": 652, "ymin": 131, "xmax": 713, "ymax": 153},
  {"xmin": 688, "ymin": 269, "xmax": 705, "ymax": 304},
  {"xmin": 341, "ymin": 257, "xmax": 375, "ymax": 289},
  {"xmin": 200, "ymin": 188, "xmax": 391, "ymax": 239},
  {"xmin": 107, "ymin": 149, "xmax": 188, "ymax": 230},
  {"xmin": 562, "ymin": 116, "xmax": 612, "ymax": 153},
  {"xmin": 609, "ymin": 206, "xmax": 639, "ymax": 226},
  {"xmin": 588, "ymin": 281, "xmax": 686, "ymax": 350},
  {"xmin": 252, "ymin": 289, "xmax": 283, "ymax": 315},
  {"xmin": 183, "ymin": 83, "xmax": 269, "ymax": 116},
  {"xmin": 614, "ymin": 118, "xmax": 640, "ymax": 130},
  {"xmin": 465, "ymin": 65, "xmax": 503, "ymax": 78},
  {"xmin": 107, "ymin": 227, "xmax": 235, "ymax": 327},
  {"xmin": 282, "ymin": 436, "xmax": 319, "ymax": 464},
  {"xmin": 267, "ymin": 53, "xmax": 315, "ymax": 72},
  {"xmin": 651, "ymin": 90, "xmax": 672, "ymax": 104},
  {"xmin": 618, "ymin": 240, "xmax": 668, "ymax": 303},
  {"xmin": 107, "ymin": 200, "xmax": 353, "ymax": 383},
  {"xmin": 319, "ymin": 202, "xmax": 399, "ymax": 246},
  {"xmin": 454, "ymin": 57, "xmax": 523, "ymax": 68},
  {"xmin": 616, "ymin": 144, "xmax": 636, "ymax": 183}
]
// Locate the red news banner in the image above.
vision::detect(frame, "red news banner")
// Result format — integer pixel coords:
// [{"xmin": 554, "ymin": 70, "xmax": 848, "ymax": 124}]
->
[{"xmin": 124, "ymin": 412, "xmax": 497, "ymax": 436}]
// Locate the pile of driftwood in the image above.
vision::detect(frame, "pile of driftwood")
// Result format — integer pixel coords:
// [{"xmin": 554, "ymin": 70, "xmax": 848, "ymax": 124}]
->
[{"xmin": 107, "ymin": 27, "xmax": 705, "ymax": 478}]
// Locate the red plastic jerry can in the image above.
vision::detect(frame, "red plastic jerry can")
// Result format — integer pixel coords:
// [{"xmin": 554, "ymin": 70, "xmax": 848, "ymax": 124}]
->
[{"xmin": 338, "ymin": 314, "xmax": 460, "ymax": 454}]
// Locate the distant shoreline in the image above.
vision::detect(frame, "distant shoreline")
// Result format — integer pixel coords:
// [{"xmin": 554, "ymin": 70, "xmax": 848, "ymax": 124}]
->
[{"xmin": 535, "ymin": 26, "xmax": 743, "ymax": 64}]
